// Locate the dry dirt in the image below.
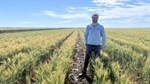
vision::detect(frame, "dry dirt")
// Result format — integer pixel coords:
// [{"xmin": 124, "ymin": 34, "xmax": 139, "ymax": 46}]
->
[{"xmin": 67, "ymin": 33, "xmax": 93, "ymax": 84}]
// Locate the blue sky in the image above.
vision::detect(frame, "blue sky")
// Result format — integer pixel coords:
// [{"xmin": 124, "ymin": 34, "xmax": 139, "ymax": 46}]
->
[{"xmin": 0, "ymin": 0, "xmax": 150, "ymax": 28}]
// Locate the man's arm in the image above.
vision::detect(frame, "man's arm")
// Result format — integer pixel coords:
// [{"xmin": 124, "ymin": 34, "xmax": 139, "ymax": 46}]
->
[
  {"xmin": 84, "ymin": 26, "xmax": 89, "ymax": 44},
  {"xmin": 101, "ymin": 26, "xmax": 106, "ymax": 48}
]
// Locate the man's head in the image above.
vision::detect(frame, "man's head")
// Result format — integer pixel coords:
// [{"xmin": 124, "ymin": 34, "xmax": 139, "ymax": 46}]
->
[{"xmin": 92, "ymin": 13, "xmax": 99, "ymax": 23}]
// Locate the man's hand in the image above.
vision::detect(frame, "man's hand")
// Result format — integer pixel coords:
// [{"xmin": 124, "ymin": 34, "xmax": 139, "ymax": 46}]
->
[{"xmin": 100, "ymin": 45, "xmax": 104, "ymax": 50}]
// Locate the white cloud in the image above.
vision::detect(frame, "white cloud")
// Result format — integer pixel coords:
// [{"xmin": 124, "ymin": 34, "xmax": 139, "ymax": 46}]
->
[
  {"xmin": 81, "ymin": 1, "xmax": 150, "ymax": 20},
  {"xmin": 65, "ymin": 6, "xmax": 76, "ymax": 13},
  {"xmin": 39, "ymin": 0, "xmax": 149, "ymax": 27},
  {"xmin": 80, "ymin": 7, "xmax": 103, "ymax": 12},
  {"xmin": 108, "ymin": 17, "xmax": 149, "ymax": 28},
  {"xmin": 92, "ymin": 0, "xmax": 131, "ymax": 6},
  {"xmin": 58, "ymin": 20, "xmax": 71, "ymax": 24},
  {"xmin": 90, "ymin": 0, "xmax": 149, "ymax": 27},
  {"xmin": 99, "ymin": 4, "xmax": 149, "ymax": 19},
  {"xmin": 43, "ymin": 11, "xmax": 89, "ymax": 19},
  {"xmin": 93, "ymin": 0, "xmax": 122, "ymax": 5},
  {"xmin": 65, "ymin": 6, "xmax": 76, "ymax": 10}
]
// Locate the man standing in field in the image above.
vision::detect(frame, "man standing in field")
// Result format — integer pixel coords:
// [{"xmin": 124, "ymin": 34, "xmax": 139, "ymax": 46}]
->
[{"xmin": 79, "ymin": 13, "xmax": 106, "ymax": 80}]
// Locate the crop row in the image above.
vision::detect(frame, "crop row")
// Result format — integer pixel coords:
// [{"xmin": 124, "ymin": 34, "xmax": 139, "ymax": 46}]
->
[
  {"xmin": 0, "ymin": 29, "xmax": 73, "ymax": 62},
  {"xmin": 79, "ymin": 29, "xmax": 150, "ymax": 84},
  {"xmin": 0, "ymin": 29, "xmax": 75, "ymax": 83},
  {"xmin": 32, "ymin": 30, "xmax": 77, "ymax": 84}
]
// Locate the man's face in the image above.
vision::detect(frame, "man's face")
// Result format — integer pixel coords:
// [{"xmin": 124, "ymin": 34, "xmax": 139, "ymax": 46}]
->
[{"xmin": 92, "ymin": 15, "xmax": 98, "ymax": 23}]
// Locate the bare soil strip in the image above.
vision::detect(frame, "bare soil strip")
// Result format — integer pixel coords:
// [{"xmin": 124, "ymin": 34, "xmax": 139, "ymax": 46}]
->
[{"xmin": 67, "ymin": 32, "xmax": 93, "ymax": 84}]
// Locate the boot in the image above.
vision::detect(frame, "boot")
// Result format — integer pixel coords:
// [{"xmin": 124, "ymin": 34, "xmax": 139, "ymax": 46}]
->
[{"xmin": 79, "ymin": 70, "xmax": 87, "ymax": 78}]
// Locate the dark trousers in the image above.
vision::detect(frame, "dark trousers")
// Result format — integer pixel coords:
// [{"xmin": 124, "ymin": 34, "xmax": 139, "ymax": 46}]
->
[{"xmin": 83, "ymin": 44, "xmax": 100, "ymax": 72}]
